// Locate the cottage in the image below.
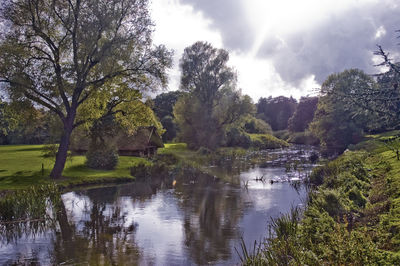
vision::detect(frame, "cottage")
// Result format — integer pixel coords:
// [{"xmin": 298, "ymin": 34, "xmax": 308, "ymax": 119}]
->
[
  {"xmin": 71, "ymin": 126, "xmax": 164, "ymax": 157},
  {"xmin": 117, "ymin": 126, "xmax": 164, "ymax": 157}
]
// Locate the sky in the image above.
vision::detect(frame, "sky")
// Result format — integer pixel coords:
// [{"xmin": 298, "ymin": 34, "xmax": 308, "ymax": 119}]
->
[{"xmin": 149, "ymin": 0, "xmax": 400, "ymax": 101}]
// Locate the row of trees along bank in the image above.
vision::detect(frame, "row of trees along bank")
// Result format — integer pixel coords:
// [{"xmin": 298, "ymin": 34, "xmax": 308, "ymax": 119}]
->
[{"xmin": 1, "ymin": 0, "xmax": 400, "ymax": 178}]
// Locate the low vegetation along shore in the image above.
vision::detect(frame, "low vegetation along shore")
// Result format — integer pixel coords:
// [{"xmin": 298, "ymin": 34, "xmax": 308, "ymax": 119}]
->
[
  {"xmin": 241, "ymin": 130, "xmax": 400, "ymax": 265},
  {"xmin": 2, "ymin": 131, "xmax": 400, "ymax": 265},
  {"xmin": 0, "ymin": 133, "xmax": 288, "ymax": 190}
]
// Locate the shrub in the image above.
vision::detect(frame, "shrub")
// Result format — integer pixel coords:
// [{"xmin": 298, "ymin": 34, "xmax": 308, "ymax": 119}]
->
[
  {"xmin": 154, "ymin": 153, "xmax": 179, "ymax": 165},
  {"xmin": 273, "ymin": 130, "xmax": 290, "ymax": 141},
  {"xmin": 86, "ymin": 144, "xmax": 119, "ymax": 170},
  {"xmin": 130, "ymin": 161, "xmax": 169, "ymax": 180},
  {"xmin": 197, "ymin": 146, "xmax": 212, "ymax": 155},
  {"xmin": 348, "ymin": 186, "xmax": 367, "ymax": 208},
  {"xmin": 242, "ymin": 116, "xmax": 272, "ymax": 134},
  {"xmin": 225, "ymin": 128, "xmax": 251, "ymax": 148},
  {"xmin": 249, "ymin": 134, "xmax": 289, "ymax": 149},
  {"xmin": 287, "ymin": 131, "xmax": 320, "ymax": 145},
  {"xmin": 320, "ymin": 190, "xmax": 347, "ymax": 218},
  {"xmin": 308, "ymin": 166, "xmax": 325, "ymax": 186}
]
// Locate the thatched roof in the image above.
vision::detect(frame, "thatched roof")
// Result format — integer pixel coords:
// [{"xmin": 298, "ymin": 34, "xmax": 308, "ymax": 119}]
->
[
  {"xmin": 117, "ymin": 126, "xmax": 164, "ymax": 152},
  {"xmin": 71, "ymin": 126, "xmax": 164, "ymax": 153}
]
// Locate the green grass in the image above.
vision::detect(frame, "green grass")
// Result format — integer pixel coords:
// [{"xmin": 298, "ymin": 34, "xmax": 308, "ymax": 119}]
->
[
  {"xmin": 249, "ymin": 133, "xmax": 290, "ymax": 148},
  {"xmin": 243, "ymin": 130, "xmax": 400, "ymax": 264},
  {"xmin": 0, "ymin": 145, "xmax": 149, "ymax": 190}
]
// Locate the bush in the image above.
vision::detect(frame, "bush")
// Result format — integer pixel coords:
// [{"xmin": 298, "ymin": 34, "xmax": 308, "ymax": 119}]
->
[
  {"xmin": 197, "ymin": 146, "xmax": 212, "ymax": 155},
  {"xmin": 273, "ymin": 130, "xmax": 290, "ymax": 141},
  {"xmin": 243, "ymin": 116, "xmax": 272, "ymax": 134},
  {"xmin": 225, "ymin": 128, "xmax": 251, "ymax": 148},
  {"xmin": 249, "ymin": 134, "xmax": 289, "ymax": 149},
  {"xmin": 287, "ymin": 131, "xmax": 320, "ymax": 145},
  {"xmin": 308, "ymin": 166, "xmax": 325, "ymax": 186},
  {"xmin": 130, "ymin": 161, "xmax": 170, "ymax": 180},
  {"xmin": 348, "ymin": 186, "xmax": 367, "ymax": 208},
  {"xmin": 86, "ymin": 144, "xmax": 119, "ymax": 170},
  {"xmin": 154, "ymin": 153, "xmax": 179, "ymax": 165}
]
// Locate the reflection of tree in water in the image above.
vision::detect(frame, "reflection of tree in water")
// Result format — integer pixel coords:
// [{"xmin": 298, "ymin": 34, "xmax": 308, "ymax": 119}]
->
[
  {"xmin": 51, "ymin": 188, "xmax": 141, "ymax": 265},
  {"xmin": 175, "ymin": 173, "xmax": 245, "ymax": 264}
]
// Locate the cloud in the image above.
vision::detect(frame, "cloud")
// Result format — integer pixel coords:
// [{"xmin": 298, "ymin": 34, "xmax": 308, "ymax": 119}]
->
[
  {"xmin": 178, "ymin": 0, "xmax": 255, "ymax": 51},
  {"xmin": 150, "ymin": 0, "xmax": 223, "ymax": 90},
  {"xmin": 258, "ymin": 3, "xmax": 400, "ymax": 86},
  {"xmin": 177, "ymin": 0, "xmax": 400, "ymax": 88}
]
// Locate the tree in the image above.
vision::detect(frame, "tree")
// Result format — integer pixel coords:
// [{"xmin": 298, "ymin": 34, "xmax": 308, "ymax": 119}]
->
[
  {"xmin": 310, "ymin": 69, "xmax": 373, "ymax": 154},
  {"xmin": 288, "ymin": 96, "xmax": 318, "ymax": 132},
  {"xmin": 174, "ymin": 42, "xmax": 253, "ymax": 149},
  {"xmin": 0, "ymin": 0, "xmax": 172, "ymax": 178},
  {"xmin": 153, "ymin": 91, "xmax": 184, "ymax": 119},
  {"xmin": 0, "ymin": 98, "xmax": 51, "ymax": 144},
  {"xmin": 324, "ymin": 43, "xmax": 400, "ymax": 132},
  {"xmin": 153, "ymin": 91, "xmax": 184, "ymax": 142},
  {"xmin": 256, "ymin": 96, "xmax": 297, "ymax": 131}
]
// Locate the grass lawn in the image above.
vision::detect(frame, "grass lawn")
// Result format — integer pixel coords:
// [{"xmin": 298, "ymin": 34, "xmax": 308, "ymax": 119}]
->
[{"xmin": 0, "ymin": 145, "xmax": 149, "ymax": 190}]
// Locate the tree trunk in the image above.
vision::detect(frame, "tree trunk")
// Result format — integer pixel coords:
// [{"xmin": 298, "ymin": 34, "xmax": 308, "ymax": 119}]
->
[
  {"xmin": 56, "ymin": 198, "xmax": 73, "ymax": 241},
  {"xmin": 50, "ymin": 112, "xmax": 75, "ymax": 179}
]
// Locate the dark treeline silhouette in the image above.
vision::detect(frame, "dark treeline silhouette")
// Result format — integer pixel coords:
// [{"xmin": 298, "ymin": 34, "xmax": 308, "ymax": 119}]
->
[{"xmin": 256, "ymin": 96, "xmax": 297, "ymax": 131}]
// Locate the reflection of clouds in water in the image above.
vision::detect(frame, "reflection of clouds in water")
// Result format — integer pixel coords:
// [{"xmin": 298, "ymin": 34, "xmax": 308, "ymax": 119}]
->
[
  {"xmin": 1, "ymin": 146, "xmax": 314, "ymax": 265},
  {"xmin": 61, "ymin": 192, "xmax": 92, "ymax": 232},
  {"xmin": 238, "ymin": 169, "xmax": 306, "ymax": 256},
  {"xmin": 0, "ymin": 232, "xmax": 54, "ymax": 265},
  {"xmin": 121, "ymin": 191, "xmax": 186, "ymax": 265}
]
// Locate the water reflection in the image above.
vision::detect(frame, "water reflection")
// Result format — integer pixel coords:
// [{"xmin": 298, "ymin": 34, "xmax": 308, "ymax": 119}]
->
[{"xmin": 0, "ymin": 146, "xmax": 313, "ymax": 265}]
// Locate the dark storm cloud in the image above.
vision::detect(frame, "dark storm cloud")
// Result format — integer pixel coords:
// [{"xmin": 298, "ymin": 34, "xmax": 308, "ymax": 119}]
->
[
  {"xmin": 178, "ymin": 0, "xmax": 400, "ymax": 87},
  {"xmin": 258, "ymin": 3, "xmax": 400, "ymax": 86},
  {"xmin": 178, "ymin": 0, "xmax": 255, "ymax": 51}
]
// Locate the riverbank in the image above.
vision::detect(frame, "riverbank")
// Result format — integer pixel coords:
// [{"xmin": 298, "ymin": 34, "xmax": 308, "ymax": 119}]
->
[
  {"xmin": 0, "ymin": 133, "xmax": 289, "ymax": 190},
  {"xmin": 242, "ymin": 130, "xmax": 400, "ymax": 265},
  {"xmin": 0, "ymin": 145, "xmax": 147, "ymax": 190},
  {"xmin": 0, "ymin": 143, "xmax": 310, "ymax": 265}
]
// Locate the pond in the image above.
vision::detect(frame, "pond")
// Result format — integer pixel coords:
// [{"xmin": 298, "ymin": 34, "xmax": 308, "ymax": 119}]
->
[{"xmin": 0, "ymin": 145, "xmax": 317, "ymax": 265}]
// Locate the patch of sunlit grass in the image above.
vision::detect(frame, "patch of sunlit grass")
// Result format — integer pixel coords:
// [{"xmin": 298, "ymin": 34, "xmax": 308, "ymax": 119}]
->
[{"xmin": 0, "ymin": 145, "xmax": 148, "ymax": 190}]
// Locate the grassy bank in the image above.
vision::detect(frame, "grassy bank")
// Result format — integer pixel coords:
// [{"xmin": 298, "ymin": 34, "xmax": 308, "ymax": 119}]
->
[
  {"xmin": 0, "ymin": 145, "xmax": 148, "ymax": 190},
  {"xmin": 0, "ymin": 134, "xmax": 289, "ymax": 190},
  {"xmin": 242, "ymin": 130, "xmax": 400, "ymax": 265}
]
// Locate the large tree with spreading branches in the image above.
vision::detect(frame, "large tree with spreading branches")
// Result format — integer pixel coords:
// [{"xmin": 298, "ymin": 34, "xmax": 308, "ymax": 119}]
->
[
  {"xmin": 0, "ymin": 0, "xmax": 172, "ymax": 178},
  {"xmin": 174, "ymin": 41, "xmax": 253, "ymax": 149}
]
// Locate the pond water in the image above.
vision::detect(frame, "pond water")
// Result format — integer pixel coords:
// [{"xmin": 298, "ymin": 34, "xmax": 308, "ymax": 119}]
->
[{"xmin": 0, "ymin": 145, "xmax": 317, "ymax": 265}]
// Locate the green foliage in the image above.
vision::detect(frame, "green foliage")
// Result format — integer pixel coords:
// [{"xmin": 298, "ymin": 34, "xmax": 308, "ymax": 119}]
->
[
  {"xmin": 288, "ymin": 96, "xmax": 319, "ymax": 132},
  {"xmin": 0, "ymin": 183, "xmax": 60, "ymax": 222},
  {"xmin": 273, "ymin": 129, "xmax": 291, "ymax": 141},
  {"xmin": 0, "ymin": 184, "xmax": 61, "ymax": 243},
  {"xmin": 310, "ymin": 69, "xmax": 373, "ymax": 155},
  {"xmin": 243, "ymin": 146, "xmax": 400, "ymax": 265},
  {"xmin": 225, "ymin": 127, "xmax": 252, "ymax": 148},
  {"xmin": 0, "ymin": 0, "xmax": 172, "ymax": 178},
  {"xmin": 380, "ymin": 136, "xmax": 400, "ymax": 160},
  {"xmin": 0, "ymin": 99, "xmax": 58, "ymax": 145},
  {"xmin": 174, "ymin": 42, "xmax": 254, "ymax": 150},
  {"xmin": 0, "ymin": 144, "xmax": 150, "ymax": 190},
  {"xmin": 362, "ymin": 45, "xmax": 400, "ymax": 130},
  {"xmin": 86, "ymin": 144, "xmax": 119, "ymax": 170},
  {"xmin": 241, "ymin": 115, "xmax": 272, "ymax": 134},
  {"xmin": 287, "ymin": 131, "xmax": 320, "ymax": 145},
  {"xmin": 77, "ymin": 83, "xmax": 164, "ymax": 137},
  {"xmin": 256, "ymin": 96, "xmax": 297, "ymax": 131},
  {"xmin": 249, "ymin": 134, "xmax": 289, "ymax": 149},
  {"xmin": 153, "ymin": 91, "xmax": 184, "ymax": 119},
  {"xmin": 42, "ymin": 144, "xmax": 73, "ymax": 164},
  {"xmin": 160, "ymin": 115, "xmax": 177, "ymax": 142}
]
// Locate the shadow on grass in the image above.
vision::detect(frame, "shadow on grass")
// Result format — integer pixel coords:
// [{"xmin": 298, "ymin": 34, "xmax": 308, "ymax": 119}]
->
[
  {"xmin": 13, "ymin": 147, "xmax": 45, "ymax": 152},
  {"xmin": 0, "ymin": 170, "xmax": 51, "ymax": 188}
]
